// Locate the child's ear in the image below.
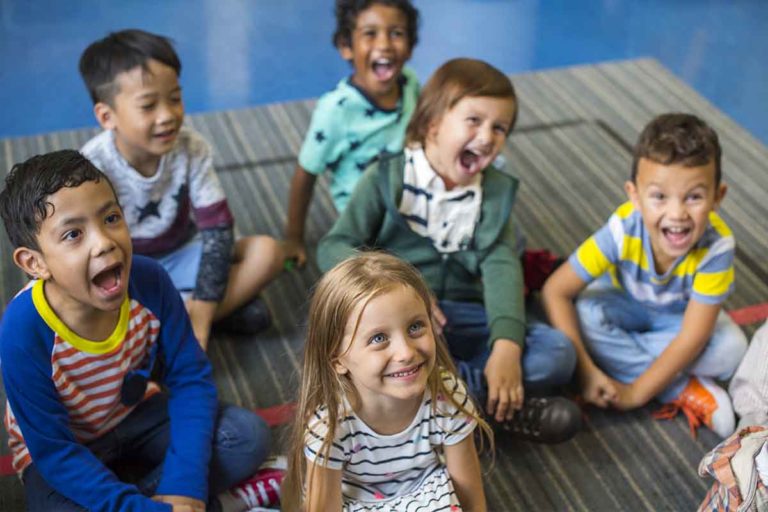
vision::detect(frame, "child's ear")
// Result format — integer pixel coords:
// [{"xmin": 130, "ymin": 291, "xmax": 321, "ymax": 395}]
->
[
  {"xmin": 94, "ymin": 102, "xmax": 117, "ymax": 130},
  {"xmin": 13, "ymin": 247, "xmax": 51, "ymax": 280},
  {"xmin": 338, "ymin": 42, "xmax": 354, "ymax": 61},
  {"xmin": 333, "ymin": 359, "xmax": 349, "ymax": 376},
  {"xmin": 714, "ymin": 182, "xmax": 728, "ymax": 209},
  {"xmin": 624, "ymin": 180, "xmax": 640, "ymax": 209}
]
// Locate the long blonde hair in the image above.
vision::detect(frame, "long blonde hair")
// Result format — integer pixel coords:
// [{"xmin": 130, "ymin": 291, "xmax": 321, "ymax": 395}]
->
[{"xmin": 283, "ymin": 251, "xmax": 493, "ymax": 510}]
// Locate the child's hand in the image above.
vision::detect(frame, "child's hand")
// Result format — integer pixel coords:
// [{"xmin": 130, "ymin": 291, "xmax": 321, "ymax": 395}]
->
[
  {"xmin": 185, "ymin": 298, "xmax": 216, "ymax": 351},
  {"xmin": 152, "ymin": 495, "xmax": 205, "ymax": 512},
  {"xmin": 430, "ymin": 299, "xmax": 447, "ymax": 335},
  {"xmin": 484, "ymin": 339, "xmax": 524, "ymax": 422},
  {"xmin": 579, "ymin": 366, "xmax": 618, "ymax": 408},
  {"xmin": 283, "ymin": 238, "xmax": 307, "ymax": 268},
  {"xmin": 608, "ymin": 381, "xmax": 644, "ymax": 411}
]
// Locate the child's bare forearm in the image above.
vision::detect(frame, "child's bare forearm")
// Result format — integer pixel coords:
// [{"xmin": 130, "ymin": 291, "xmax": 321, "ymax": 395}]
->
[
  {"xmin": 629, "ymin": 300, "xmax": 721, "ymax": 405},
  {"xmin": 542, "ymin": 265, "xmax": 596, "ymax": 375},
  {"xmin": 285, "ymin": 165, "xmax": 317, "ymax": 242}
]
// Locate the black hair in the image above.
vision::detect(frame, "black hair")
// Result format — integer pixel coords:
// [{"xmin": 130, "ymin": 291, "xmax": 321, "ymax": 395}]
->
[
  {"xmin": 79, "ymin": 28, "xmax": 181, "ymax": 105},
  {"xmin": 0, "ymin": 150, "xmax": 116, "ymax": 251},
  {"xmin": 333, "ymin": 0, "xmax": 419, "ymax": 50},
  {"xmin": 632, "ymin": 113, "xmax": 722, "ymax": 185}
]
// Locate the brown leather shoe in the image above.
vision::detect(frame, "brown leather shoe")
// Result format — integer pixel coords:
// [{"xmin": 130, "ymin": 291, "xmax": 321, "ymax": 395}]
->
[{"xmin": 501, "ymin": 396, "xmax": 581, "ymax": 444}]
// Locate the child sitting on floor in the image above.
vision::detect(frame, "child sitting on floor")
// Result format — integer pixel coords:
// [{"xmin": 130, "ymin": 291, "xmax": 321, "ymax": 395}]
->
[
  {"xmin": 79, "ymin": 29, "xmax": 284, "ymax": 350},
  {"xmin": 542, "ymin": 113, "xmax": 748, "ymax": 437},
  {"xmin": 317, "ymin": 58, "xmax": 581, "ymax": 443},
  {"xmin": 0, "ymin": 150, "xmax": 270, "ymax": 512},
  {"xmin": 284, "ymin": 252, "xmax": 491, "ymax": 511},
  {"xmin": 284, "ymin": 0, "xmax": 420, "ymax": 266}
]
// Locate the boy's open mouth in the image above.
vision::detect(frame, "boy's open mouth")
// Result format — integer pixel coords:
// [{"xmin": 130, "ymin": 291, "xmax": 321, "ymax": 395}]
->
[
  {"xmin": 153, "ymin": 129, "xmax": 177, "ymax": 141},
  {"xmin": 92, "ymin": 263, "xmax": 123, "ymax": 295},
  {"xmin": 459, "ymin": 149, "xmax": 483, "ymax": 175},
  {"xmin": 661, "ymin": 226, "xmax": 692, "ymax": 247},
  {"xmin": 372, "ymin": 58, "xmax": 396, "ymax": 82}
]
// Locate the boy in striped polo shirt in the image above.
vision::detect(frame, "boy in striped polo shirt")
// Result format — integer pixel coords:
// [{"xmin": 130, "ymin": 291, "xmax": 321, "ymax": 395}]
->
[
  {"xmin": 543, "ymin": 113, "xmax": 748, "ymax": 438},
  {"xmin": 0, "ymin": 151, "xmax": 270, "ymax": 511}
]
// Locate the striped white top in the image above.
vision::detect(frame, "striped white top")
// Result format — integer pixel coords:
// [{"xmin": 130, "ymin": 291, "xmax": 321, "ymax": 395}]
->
[
  {"xmin": 305, "ymin": 372, "xmax": 476, "ymax": 505},
  {"xmin": 398, "ymin": 147, "xmax": 483, "ymax": 253}
]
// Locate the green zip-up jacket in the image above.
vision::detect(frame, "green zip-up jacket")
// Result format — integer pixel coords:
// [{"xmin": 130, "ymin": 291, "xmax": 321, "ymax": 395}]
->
[{"xmin": 317, "ymin": 151, "xmax": 526, "ymax": 348}]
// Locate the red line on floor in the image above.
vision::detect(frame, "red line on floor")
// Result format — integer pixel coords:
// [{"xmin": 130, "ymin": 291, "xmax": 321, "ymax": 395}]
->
[{"xmin": 728, "ymin": 303, "xmax": 768, "ymax": 326}]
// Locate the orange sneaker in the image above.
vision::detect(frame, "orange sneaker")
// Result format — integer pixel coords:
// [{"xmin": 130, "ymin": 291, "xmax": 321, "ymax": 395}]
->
[{"xmin": 653, "ymin": 376, "xmax": 734, "ymax": 438}]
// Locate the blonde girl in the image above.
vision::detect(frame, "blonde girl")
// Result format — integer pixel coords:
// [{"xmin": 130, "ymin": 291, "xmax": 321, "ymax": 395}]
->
[{"xmin": 284, "ymin": 252, "xmax": 492, "ymax": 511}]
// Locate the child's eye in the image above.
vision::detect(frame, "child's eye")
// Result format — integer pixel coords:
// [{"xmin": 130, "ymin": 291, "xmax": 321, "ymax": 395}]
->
[
  {"xmin": 493, "ymin": 124, "xmax": 508, "ymax": 134},
  {"xmin": 105, "ymin": 212, "xmax": 122, "ymax": 224},
  {"xmin": 361, "ymin": 29, "xmax": 377, "ymax": 38},
  {"xmin": 466, "ymin": 116, "xmax": 480, "ymax": 125},
  {"xmin": 686, "ymin": 193, "xmax": 704, "ymax": 202},
  {"xmin": 390, "ymin": 28, "xmax": 406, "ymax": 38},
  {"xmin": 369, "ymin": 333, "xmax": 388, "ymax": 345},
  {"xmin": 169, "ymin": 95, "xmax": 182, "ymax": 104},
  {"xmin": 408, "ymin": 321, "xmax": 425, "ymax": 335},
  {"xmin": 62, "ymin": 229, "xmax": 82, "ymax": 242},
  {"xmin": 650, "ymin": 192, "xmax": 665, "ymax": 201},
  {"xmin": 140, "ymin": 103, "xmax": 156, "ymax": 111}
]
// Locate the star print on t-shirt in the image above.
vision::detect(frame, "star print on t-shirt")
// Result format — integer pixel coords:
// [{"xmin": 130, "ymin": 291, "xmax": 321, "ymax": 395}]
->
[{"xmin": 137, "ymin": 199, "xmax": 162, "ymax": 222}]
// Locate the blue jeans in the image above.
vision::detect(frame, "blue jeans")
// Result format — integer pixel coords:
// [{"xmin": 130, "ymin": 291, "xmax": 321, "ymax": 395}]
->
[
  {"xmin": 22, "ymin": 393, "xmax": 270, "ymax": 512},
  {"xmin": 156, "ymin": 234, "xmax": 203, "ymax": 295},
  {"xmin": 575, "ymin": 287, "xmax": 748, "ymax": 402},
  {"xmin": 439, "ymin": 300, "xmax": 577, "ymax": 405}
]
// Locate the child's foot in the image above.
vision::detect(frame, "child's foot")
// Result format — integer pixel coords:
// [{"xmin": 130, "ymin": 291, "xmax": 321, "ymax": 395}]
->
[
  {"xmin": 217, "ymin": 455, "xmax": 286, "ymax": 511},
  {"xmin": 654, "ymin": 376, "xmax": 735, "ymax": 438},
  {"xmin": 216, "ymin": 297, "xmax": 272, "ymax": 336},
  {"xmin": 500, "ymin": 396, "xmax": 582, "ymax": 444}
]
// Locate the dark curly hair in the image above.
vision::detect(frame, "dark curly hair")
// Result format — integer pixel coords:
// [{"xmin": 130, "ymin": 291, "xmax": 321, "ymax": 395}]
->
[
  {"xmin": 333, "ymin": 0, "xmax": 419, "ymax": 50},
  {"xmin": 632, "ymin": 113, "xmax": 722, "ymax": 185},
  {"xmin": 0, "ymin": 150, "xmax": 116, "ymax": 251}
]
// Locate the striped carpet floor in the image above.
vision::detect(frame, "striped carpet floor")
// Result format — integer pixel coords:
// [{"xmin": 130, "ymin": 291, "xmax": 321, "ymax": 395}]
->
[{"xmin": 1, "ymin": 58, "xmax": 766, "ymax": 510}]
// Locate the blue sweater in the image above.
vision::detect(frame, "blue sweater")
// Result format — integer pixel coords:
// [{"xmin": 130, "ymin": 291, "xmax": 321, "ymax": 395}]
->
[{"xmin": 0, "ymin": 256, "xmax": 217, "ymax": 511}]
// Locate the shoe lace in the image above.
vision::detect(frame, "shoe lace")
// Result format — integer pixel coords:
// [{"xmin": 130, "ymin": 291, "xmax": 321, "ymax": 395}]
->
[
  {"xmin": 503, "ymin": 398, "xmax": 546, "ymax": 438},
  {"xmin": 652, "ymin": 394, "xmax": 709, "ymax": 439},
  {"xmin": 234, "ymin": 477, "xmax": 281, "ymax": 508}
]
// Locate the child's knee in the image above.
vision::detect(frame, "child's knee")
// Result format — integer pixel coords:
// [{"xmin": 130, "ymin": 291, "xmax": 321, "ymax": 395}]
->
[
  {"xmin": 548, "ymin": 331, "xmax": 577, "ymax": 386},
  {"xmin": 215, "ymin": 405, "xmax": 271, "ymax": 459},
  {"xmin": 705, "ymin": 323, "xmax": 749, "ymax": 379}
]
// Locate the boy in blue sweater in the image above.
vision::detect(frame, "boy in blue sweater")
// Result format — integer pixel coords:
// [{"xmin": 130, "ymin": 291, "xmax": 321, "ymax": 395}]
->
[{"xmin": 0, "ymin": 150, "xmax": 270, "ymax": 511}]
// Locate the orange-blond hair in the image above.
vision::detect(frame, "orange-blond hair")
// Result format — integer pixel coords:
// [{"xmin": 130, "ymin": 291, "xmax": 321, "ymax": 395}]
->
[{"xmin": 405, "ymin": 57, "xmax": 517, "ymax": 146}]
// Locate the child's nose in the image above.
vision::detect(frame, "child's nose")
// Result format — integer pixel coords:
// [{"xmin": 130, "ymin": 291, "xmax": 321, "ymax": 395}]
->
[
  {"xmin": 376, "ymin": 31, "xmax": 393, "ymax": 49},
  {"xmin": 392, "ymin": 335, "xmax": 417, "ymax": 361},
  {"xmin": 156, "ymin": 102, "xmax": 177, "ymax": 123},
  {"xmin": 669, "ymin": 199, "xmax": 689, "ymax": 219},
  {"xmin": 91, "ymin": 227, "xmax": 116, "ymax": 256}
]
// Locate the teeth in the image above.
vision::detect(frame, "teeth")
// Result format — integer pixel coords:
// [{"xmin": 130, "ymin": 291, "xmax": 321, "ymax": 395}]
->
[
  {"xmin": 374, "ymin": 58, "xmax": 392, "ymax": 65},
  {"xmin": 666, "ymin": 227, "xmax": 687, "ymax": 233},
  {"xmin": 388, "ymin": 365, "xmax": 419, "ymax": 377}
]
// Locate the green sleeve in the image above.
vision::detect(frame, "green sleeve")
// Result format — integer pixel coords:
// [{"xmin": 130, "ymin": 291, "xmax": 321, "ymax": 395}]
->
[
  {"xmin": 316, "ymin": 164, "xmax": 386, "ymax": 272},
  {"xmin": 480, "ymin": 214, "xmax": 526, "ymax": 349}
]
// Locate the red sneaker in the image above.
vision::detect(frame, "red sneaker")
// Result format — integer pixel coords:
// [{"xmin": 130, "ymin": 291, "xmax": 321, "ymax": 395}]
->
[
  {"xmin": 653, "ymin": 377, "xmax": 734, "ymax": 438},
  {"xmin": 218, "ymin": 455, "xmax": 286, "ymax": 511}
]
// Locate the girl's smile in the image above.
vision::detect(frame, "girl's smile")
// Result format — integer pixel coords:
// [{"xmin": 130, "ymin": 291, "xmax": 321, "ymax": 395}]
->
[{"xmin": 334, "ymin": 284, "xmax": 436, "ymax": 418}]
